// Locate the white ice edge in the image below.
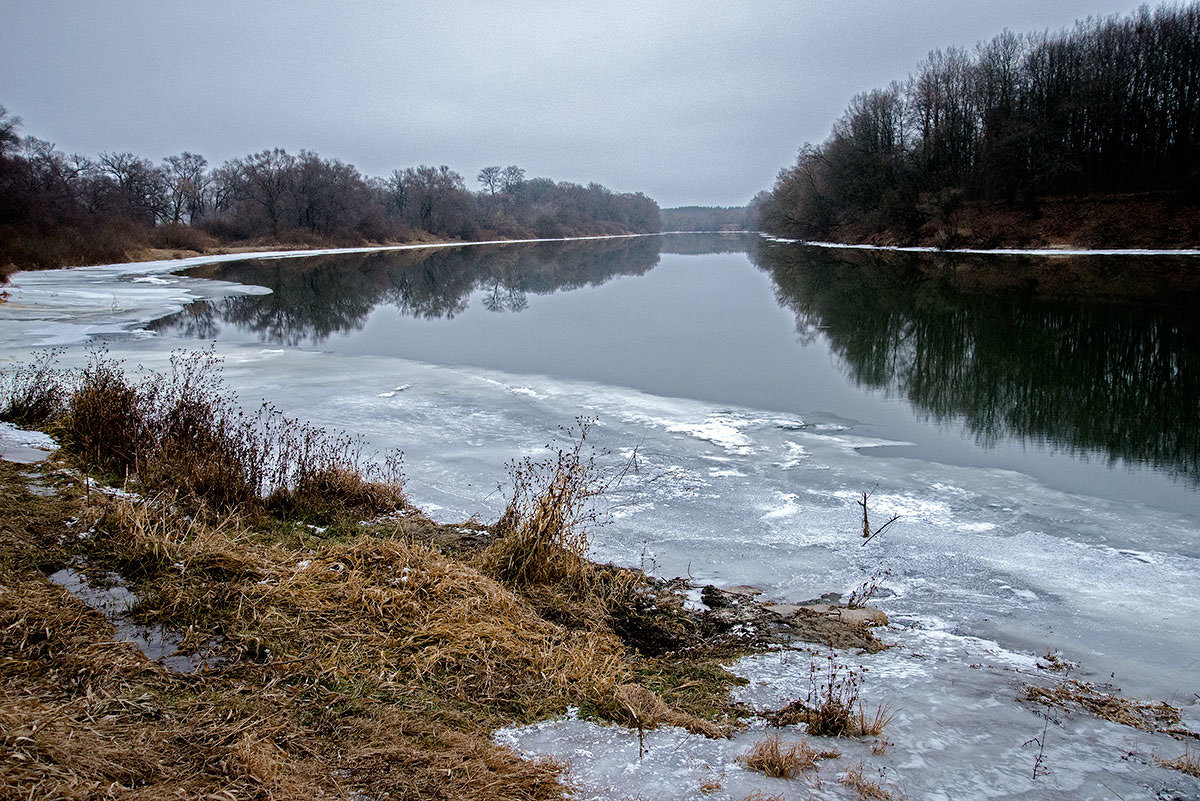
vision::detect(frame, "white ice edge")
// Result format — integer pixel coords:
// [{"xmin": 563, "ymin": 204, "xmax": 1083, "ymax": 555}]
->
[
  {"xmin": 4, "ymin": 233, "xmax": 656, "ymax": 285},
  {"xmin": 762, "ymin": 233, "xmax": 1200, "ymax": 257}
]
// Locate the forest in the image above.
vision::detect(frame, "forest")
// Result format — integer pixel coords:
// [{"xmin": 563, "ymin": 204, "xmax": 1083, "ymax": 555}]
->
[
  {"xmin": 0, "ymin": 108, "xmax": 661, "ymax": 271},
  {"xmin": 659, "ymin": 205, "xmax": 749, "ymax": 231},
  {"xmin": 754, "ymin": 3, "xmax": 1200, "ymax": 247}
]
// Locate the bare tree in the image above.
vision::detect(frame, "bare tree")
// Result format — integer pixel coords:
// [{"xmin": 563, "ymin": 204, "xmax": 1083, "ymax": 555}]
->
[
  {"xmin": 501, "ymin": 165, "xmax": 525, "ymax": 193},
  {"xmin": 162, "ymin": 152, "xmax": 209, "ymax": 224},
  {"xmin": 96, "ymin": 151, "xmax": 167, "ymax": 224},
  {"xmin": 0, "ymin": 105, "xmax": 21, "ymax": 156},
  {"xmin": 477, "ymin": 165, "xmax": 502, "ymax": 195}
]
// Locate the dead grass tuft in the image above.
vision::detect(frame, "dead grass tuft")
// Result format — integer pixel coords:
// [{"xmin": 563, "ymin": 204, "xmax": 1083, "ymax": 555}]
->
[
  {"xmin": 478, "ymin": 422, "xmax": 702, "ymax": 661},
  {"xmin": 741, "ymin": 792, "xmax": 784, "ymax": 801},
  {"xmin": 853, "ymin": 703, "xmax": 895, "ymax": 737},
  {"xmin": 736, "ymin": 732, "xmax": 840, "ymax": 779},
  {"xmin": 1158, "ymin": 747, "xmax": 1200, "ymax": 778},
  {"xmin": 840, "ymin": 762, "xmax": 894, "ymax": 800},
  {"xmin": 481, "ymin": 423, "xmax": 598, "ymax": 589},
  {"xmin": 610, "ymin": 682, "xmax": 724, "ymax": 738}
]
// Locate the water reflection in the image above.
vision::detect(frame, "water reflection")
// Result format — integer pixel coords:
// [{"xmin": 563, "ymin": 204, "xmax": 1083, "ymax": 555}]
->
[
  {"xmin": 156, "ymin": 235, "xmax": 669, "ymax": 345},
  {"xmin": 154, "ymin": 234, "xmax": 1199, "ymax": 486},
  {"xmin": 749, "ymin": 240, "xmax": 1200, "ymax": 484}
]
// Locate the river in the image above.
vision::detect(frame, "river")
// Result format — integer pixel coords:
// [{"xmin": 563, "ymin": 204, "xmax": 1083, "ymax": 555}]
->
[{"xmin": 2, "ymin": 233, "xmax": 1197, "ymax": 800}]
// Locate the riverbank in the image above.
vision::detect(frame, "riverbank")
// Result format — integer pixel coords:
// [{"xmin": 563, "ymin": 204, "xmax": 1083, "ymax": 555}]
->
[
  {"xmin": 0, "ymin": 228, "xmax": 670, "ymax": 285},
  {"xmin": 0, "ymin": 354, "xmax": 893, "ymax": 800},
  {"xmin": 795, "ymin": 191, "xmax": 1200, "ymax": 252}
]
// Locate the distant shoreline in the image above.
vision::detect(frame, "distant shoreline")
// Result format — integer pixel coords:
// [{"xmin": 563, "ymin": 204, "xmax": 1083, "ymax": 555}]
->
[{"xmin": 27, "ymin": 225, "xmax": 1200, "ymax": 280}]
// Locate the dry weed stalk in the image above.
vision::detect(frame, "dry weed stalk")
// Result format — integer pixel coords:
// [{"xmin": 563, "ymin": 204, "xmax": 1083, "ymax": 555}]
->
[
  {"xmin": 766, "ymin": 652, "xmax": 890, "ymax": 738},
  {"xmin": 1158, "ymin": 747, "xmax": 1200, "ymax": 778},
  {"xmin": 857, "ymin": 490, "xmax": 899, "ymax": 546},
  {"xmin": 736, "ymin": 732, "xmax": 840, "ymax": 779},
  {"xmin": 840, "ymin": 762, "xmax": 894, "ymax": 800}
]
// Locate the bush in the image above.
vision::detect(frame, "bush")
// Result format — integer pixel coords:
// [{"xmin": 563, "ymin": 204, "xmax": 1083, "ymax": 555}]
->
[
  {"xmin": 736, "ymin": 733, "xmax": 839, "ymax": 778},
  {"xmin": 0, "ymin": 348, "xmax": 407, "ymax": 521},
  {"xmin": 1, "ymin": 349, "xmax": 68, "ymax": 427},
  {"xmin": 481, "ymin": 423, "xmax": 598, "ymax": 588},
  {"xmin": 150, "ymin": 223, "xmax": 217, "ymax": 252},
  {"xmin": 56, "ymin": 351, "xmax": 143, "ymax": 477}
]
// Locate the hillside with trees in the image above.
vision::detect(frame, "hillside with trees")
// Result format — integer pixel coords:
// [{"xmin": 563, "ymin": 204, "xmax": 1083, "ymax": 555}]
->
[
  {"xmin": 0, "ymin": 107, "xmax": 660, "ymax": 271},
  {"xmin": 754, "ymin": 3, "xmax": 1200, "ymax": 248}
]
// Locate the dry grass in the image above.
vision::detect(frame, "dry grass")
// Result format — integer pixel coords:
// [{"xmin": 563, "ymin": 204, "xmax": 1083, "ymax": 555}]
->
[
  {"xmin": 2, "ymin": 349, "xmax": 408, "ymax": 523},
  {"xmin": 0, "ymin": 356, "xmax": 780, "ymax": 799},
  {"xmin": 480, "ymin": 424, "xmax": 599, "ymax": 589},
  {"xmin": 0, "ymin": 403, "xmax": 754, "ymax": 800},
  {"xmin": 840, "ymin": 762, "xmax": 894, "ymax": 800},
  {"xmin": 1022, "ymin": 680, "xmax": 1183, "ymax": 733},
  {"xmin": 736, "ymin": 733, "xmax": 840, "ymax": 779},
  {"xmin": 853, "ymin": 703, "xmax": 895, "ymax": 738},
  {"xmin": 477, "ymin": 423, "xmax": 702, "ymax": 660},
  {"xmin": 741, "ymin": 792, "xmax": 784, "ymax": 801},
  {"xmin": 0, "ymin": 476, "xmax": 594, "ymax": 800},
  {"xmin": 1158, "ymin": 747, "xmax": 1200, "ymax": 778}
]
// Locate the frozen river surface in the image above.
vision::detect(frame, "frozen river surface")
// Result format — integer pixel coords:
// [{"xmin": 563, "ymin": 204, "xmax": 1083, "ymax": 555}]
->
[{"xmin": 1, "ymin": 235, "xmax": 1197, "ymax": 800}]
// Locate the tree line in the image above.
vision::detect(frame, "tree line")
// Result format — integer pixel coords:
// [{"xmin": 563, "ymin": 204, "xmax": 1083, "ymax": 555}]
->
[
  {"xmin": 0, "ymin": 107, "xmax": 661, "ymax": 270},
  {"xmin": 754, "ymin": 2, "xmax": 1200, "ymax": 243},
  {"xmin": 659, "ymin": 205, "xmax": 749, "ymax": 231}
]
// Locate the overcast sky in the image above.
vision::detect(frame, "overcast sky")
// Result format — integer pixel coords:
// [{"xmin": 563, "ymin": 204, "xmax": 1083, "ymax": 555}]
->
[{"xmin": 1, "ymin": 0, "xmax": 1155, "ymax": 207}]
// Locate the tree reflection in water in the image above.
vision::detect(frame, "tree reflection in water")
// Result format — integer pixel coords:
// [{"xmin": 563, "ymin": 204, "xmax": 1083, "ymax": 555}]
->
[
  {"xmin": 749, "ymin": 240, "xmax": 1200, "ymax": 484},
  {"xmin": 153, "ymin": 236, "xmax": 669, "ymax": 345}
]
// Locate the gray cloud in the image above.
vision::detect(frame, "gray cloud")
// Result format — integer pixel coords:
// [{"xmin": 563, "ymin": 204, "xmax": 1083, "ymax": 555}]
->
[{"xmin": 1, "ymin": 0, "xmax": 1150, "ymax": 206}]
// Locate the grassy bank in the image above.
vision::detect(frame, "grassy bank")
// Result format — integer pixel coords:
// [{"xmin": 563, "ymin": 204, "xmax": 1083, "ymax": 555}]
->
[
  {"xmin": 0, "ymin": 351, "xmax": 895, "ymax": 799},
  {"xmin": 803, "ymin": 191, "xmax": 1200, "ymax": 251},
  {"xmin": 0, "ymin": 224, "xmax": 452, "ymax": 283}
]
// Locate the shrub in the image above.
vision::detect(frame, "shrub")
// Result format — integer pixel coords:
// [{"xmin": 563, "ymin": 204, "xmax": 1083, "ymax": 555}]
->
[
  {"xmin": 0, "ymin": 348, "xmax": 66, "ymax": 427},
  {"xmin": 0, "ymin": 348, "xmax": 407, "ymax": 521},
  {"xmin": 150, "ymin": 223, "xmax": 217, "ymax": 252},
  {"xmin": 55, "ymin": 350, "xmax": 143, "ymax": 477},
  {"xmin": 765, "ymin": 652, "xmax": 892, "ymax": 738},
  {"xmin": 481, "ymin": 421, "xmax": 599, "ymax": 588}
]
